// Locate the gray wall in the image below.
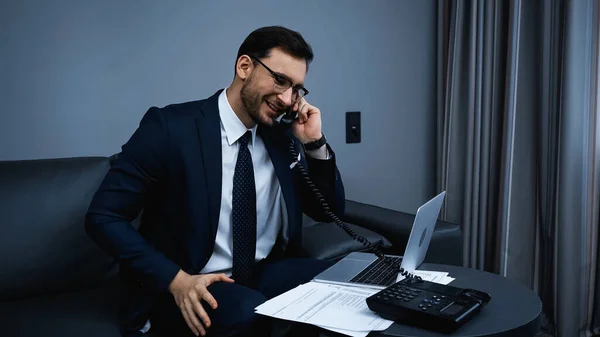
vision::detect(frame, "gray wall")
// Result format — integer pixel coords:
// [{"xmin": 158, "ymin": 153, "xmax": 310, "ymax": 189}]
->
[{"xmin": 0, "ymin": 0, "xmax": 437, "ymax": 213}]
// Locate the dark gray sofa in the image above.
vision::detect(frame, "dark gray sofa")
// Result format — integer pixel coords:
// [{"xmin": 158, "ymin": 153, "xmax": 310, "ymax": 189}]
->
[{"xmin": 0, "ymin": 156, "xmax": 462, "ymax": 337}]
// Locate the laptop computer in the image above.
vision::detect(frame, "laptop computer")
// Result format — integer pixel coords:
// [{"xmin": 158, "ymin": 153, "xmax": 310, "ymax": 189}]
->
[{"xmin": 312, "ymin": 191, "xmax": 446, "ymax": 289}]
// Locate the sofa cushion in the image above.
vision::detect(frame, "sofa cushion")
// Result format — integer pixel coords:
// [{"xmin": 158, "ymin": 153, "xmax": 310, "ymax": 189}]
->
[
  {"xmin": 301, "ymin": 221, "xmax": 392, "ymax": 260},
  {"xmin": 424, "ymin": 221, "xmax": 464, "ymax": 266},
  {"xmin": 0, "ymin": 157, "xmax": 117, "ymax": 301},
  {"xmin": 0, "ymin": 280, "xmax": 121, "ymax": 337}
]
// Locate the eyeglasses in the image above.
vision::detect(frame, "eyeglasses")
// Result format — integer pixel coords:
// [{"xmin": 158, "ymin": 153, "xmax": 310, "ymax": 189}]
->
[{"xmin": 250, "ymin": 55, "xmax": 309, "ymax": 102}]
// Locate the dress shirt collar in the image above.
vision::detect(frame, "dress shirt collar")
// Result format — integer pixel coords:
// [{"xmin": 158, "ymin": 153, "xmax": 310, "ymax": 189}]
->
[{"xmin": 218, "ymin": 88, "xmax": 257, "ymax": 148}]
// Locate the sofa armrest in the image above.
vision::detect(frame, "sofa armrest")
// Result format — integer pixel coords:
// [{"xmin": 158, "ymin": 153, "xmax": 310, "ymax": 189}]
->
[
  {"xmin": 342, "ymin": 200, "xmax": 415, "ymax": 245},
  {"xmin": 342, "ymin": 200, "xmax": 464, "ymax": 266},
  {"xmin": 300, "ymin": 220, "xmax": 392, "ymax": 261}
]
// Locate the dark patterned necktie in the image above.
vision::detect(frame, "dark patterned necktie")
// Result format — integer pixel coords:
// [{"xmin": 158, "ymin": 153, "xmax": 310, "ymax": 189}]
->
[{"xmin": 231, "ymin": 131, "xmax": 256, "ymax": 285}]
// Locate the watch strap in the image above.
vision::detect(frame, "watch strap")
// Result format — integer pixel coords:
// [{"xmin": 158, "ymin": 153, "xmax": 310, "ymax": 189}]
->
[{"xmin": 303, "ymin": 134, "xmax": 327, "ymax": 151}]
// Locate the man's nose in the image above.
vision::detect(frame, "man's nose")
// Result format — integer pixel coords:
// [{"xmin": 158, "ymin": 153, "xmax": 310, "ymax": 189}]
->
[{"xmin": 276, "ymin": 88, "xmax": 294, "ymax": 106}]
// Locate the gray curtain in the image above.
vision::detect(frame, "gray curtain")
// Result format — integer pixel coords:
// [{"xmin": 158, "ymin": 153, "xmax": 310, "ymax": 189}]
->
[{"xmin": 436, "ymin": 1, "xmax": 600, "ymax": 336}]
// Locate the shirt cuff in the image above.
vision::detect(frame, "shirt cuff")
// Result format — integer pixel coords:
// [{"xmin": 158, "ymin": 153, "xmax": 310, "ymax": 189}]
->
[{"xmin": 305, "ymin": 145, "xmax": 330, "ymax": 160}]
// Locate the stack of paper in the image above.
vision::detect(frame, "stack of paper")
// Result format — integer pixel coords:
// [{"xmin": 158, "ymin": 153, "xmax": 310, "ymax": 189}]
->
[
  {"xmin": 255, "ymin": 281, "xmax": 394, "ymax": 337},
  {"xmin": 255, "ymin": 270, "xmax": 455, "ymax": 337},
  {"xmin": 399, "ymin": 270, "xmax": 455, "ymax": 285}
]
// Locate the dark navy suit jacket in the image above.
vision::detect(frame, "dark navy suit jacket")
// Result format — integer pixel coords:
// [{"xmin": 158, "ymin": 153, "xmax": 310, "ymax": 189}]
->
[{"xmin": 85, "ymin": 89, "xmax": 345, "ymax": 334}]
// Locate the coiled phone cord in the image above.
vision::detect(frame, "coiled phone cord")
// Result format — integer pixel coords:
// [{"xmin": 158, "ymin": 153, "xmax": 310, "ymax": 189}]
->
[{"xmin": 288, "ymin": 138, "xmax": 421, "ymax": 281}]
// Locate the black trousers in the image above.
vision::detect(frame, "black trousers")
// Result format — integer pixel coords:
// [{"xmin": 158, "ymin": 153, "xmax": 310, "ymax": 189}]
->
[{"xmin": 149, "ymin": 257, "xmax": 335, "ymax": 337}]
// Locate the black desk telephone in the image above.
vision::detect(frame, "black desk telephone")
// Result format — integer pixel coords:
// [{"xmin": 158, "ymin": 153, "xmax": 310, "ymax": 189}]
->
[
  {"xmin": 366, "ymin": 277, "xmax": 491, "ymax": 333},
  {"xmin": 279, "ymin": 109, "xmax": 491, "ymax": 333}
]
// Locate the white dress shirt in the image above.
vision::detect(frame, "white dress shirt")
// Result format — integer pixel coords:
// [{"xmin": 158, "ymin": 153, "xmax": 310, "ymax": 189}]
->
[{"xmin": 200, "ymin": 89, "xmax": 287, "ymax": 275}]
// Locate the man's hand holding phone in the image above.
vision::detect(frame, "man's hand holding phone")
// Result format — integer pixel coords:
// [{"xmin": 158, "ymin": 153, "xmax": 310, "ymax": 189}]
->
[
  {"xmin": 289, "ymin": 98, "xmax": 328, "ymax": 159},
  {"xmin": 168, "ymin": 269, "xmax": 235, "ymax": 336},
  {"xmin": 289, "ymin": 97, "xmax": 322, "ymax": 144}
]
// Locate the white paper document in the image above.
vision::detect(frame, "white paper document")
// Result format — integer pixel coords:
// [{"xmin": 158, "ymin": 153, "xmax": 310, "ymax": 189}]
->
[
  {"xmin": 315, "ymin": 326, "xmax": 371, "ymax": 337},
  {"xmin": 397, "ymin": 270, "xmax": 455, "ymax": 285},
  {"xmin": 254, "ymin": 281, "xmax": 394, "ymax": 333}
]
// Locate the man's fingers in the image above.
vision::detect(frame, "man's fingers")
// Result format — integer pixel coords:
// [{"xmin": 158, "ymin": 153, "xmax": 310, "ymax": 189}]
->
[
  {"xmin": 297, "ymin": 103, "xmax": 308, "ymax": 123},
  {"xmin": 194, "ymin": 282, "xmax": 217, "ymax": 310},
  {"xmin": 292, "ymin": 100, "xmax": 301, "ymax": 112},
  {"xmin": 184, "ymin": 298, "xmax": 206, "ymax": 336},
  {"xmin": 181, "ymin": 305, "xmax": 200, "ymax": 337},
  {"xmin": 219, "ymin": 273, "xmax": 235, "ymax": 283},
  {"xmin": 200, "ymin": 289, "xmax": 219, "ymax": 310},
  {"xmin": 206, "ymin": 273, "xmax": 234, "ymax": 285},
  {"xmin": 192, "ymin": 296, "xmax": 212, "ymax": 329}
]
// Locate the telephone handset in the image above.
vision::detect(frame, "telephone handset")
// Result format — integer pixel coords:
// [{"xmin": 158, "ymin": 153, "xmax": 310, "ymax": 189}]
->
[
  {"xmin": 278, "ymin": 109, "xmax": 419, "ymax": 281},
  {"xmin": 279, "ymin": 107, "xmax": 298, "ymax": 125}
]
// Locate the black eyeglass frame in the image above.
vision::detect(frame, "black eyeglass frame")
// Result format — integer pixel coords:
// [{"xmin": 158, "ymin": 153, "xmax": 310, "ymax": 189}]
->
[{"xmin": 249, "ymin": 55, "xmax": 309, "ymax": 102}]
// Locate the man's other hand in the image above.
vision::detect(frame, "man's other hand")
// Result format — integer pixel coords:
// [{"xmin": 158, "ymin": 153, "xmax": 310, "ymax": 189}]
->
[{"xmin": 168, "ymin": 269, "xmax": 235, "ymax": 336}]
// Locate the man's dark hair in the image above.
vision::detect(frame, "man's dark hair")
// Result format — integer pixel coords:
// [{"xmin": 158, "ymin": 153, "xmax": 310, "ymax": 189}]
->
[{"xmin": 235, "ymin": 26, "xmax": 314, "ymax": 74}]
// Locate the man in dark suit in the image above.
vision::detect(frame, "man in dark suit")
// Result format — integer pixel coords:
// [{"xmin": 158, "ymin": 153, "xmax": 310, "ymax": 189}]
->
[{"xmin": 85, "ymin": 26, "xmax": 345, "ymax": 337}]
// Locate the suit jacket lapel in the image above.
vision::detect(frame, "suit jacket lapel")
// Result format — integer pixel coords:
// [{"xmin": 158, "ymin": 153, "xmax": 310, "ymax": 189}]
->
[
  {"xmin": 194, "ymin": 91, "xmax": 298, "ymax": 252},
  {"xmin": 195, "ymin": 90, "xmax": 223, "ymax": 241}
]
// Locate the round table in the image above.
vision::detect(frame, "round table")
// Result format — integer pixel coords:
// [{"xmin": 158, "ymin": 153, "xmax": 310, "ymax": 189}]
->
[
  {"xmin": 320, "ymin": 263, "xmax": 542, "ymax": 337},
  {"xmin": 369, "ymin": 264, "xmax": 542, "ymax": 337}
]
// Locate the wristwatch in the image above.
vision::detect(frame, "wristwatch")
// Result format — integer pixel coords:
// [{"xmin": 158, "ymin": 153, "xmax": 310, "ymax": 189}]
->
[{"xmin": 303, "ymin": 133, "xmax": 327, "ymax": 151}]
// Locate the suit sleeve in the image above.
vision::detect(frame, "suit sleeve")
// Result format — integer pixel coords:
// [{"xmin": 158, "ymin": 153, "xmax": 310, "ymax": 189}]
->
[
  {"xmin": 296, "ymin": 143, "xmax": 346, "ymax": 221},
  {"xmin": 85, "ymin": 107, "xmax": 180, "ymax": 293}
]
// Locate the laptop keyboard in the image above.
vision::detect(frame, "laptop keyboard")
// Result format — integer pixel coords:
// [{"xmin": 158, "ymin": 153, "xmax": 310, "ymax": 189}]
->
[{"xmin": 349, "ymin": 256, "xmax": 403, "ymax": 286}]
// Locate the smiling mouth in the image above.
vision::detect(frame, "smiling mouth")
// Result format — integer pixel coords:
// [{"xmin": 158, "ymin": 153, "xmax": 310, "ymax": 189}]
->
[{"xmin": 265, "ymin": 100, "xmax": 285, "ymax": 114}]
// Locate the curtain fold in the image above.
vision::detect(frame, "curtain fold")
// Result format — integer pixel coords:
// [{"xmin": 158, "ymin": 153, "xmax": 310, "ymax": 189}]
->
[
  {"xmin": 559, "ymin": 2, "xmax": 600, "ymax": 336},
  {"xmin": 437, "ymin": 0, "xmax": 509, "ymax": 272},
  {"xmin": 436, "ymin": 0, "xmax": 600, "ymax": 336},
  {"xmin": 537, "ymin": 0, "xmax": 563, "ymax": 330}
]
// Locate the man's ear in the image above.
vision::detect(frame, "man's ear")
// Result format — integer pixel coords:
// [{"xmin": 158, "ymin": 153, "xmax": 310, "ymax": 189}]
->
[{"xmin": 236, "ymin": 55, "xmax": 253, "ymax": 80}]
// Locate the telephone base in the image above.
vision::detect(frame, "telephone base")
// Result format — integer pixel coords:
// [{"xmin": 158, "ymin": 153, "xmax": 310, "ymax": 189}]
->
[{"xmin": 366, "ymin": 277, "xmax": 491, "ymax": 333}]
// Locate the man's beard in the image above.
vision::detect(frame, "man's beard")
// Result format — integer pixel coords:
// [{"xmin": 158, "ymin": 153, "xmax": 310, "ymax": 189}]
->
[
  {"xmin": 240, "ymin": 76, "xmax": 288, "ymax": 127},
  {"xmin": 240, "ymin": 79, "xmax": 269, "ymax": 126}
]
